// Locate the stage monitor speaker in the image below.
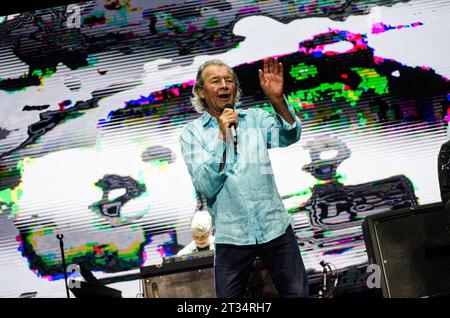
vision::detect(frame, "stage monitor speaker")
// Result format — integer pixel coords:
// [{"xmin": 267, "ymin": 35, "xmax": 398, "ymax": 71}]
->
[{"xmin": 362, "ymin": 202, "xmax": 450, "ymax": 298}]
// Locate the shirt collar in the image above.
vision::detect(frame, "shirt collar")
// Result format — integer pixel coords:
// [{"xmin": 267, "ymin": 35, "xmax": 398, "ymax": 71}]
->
[{"xmin": 201, "ymin": 109, "xmax": 247, "ymax": 127}]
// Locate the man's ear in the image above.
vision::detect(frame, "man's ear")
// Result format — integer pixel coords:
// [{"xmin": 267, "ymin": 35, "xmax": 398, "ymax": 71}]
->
[{"xmin": 198, "ymin": 87, "xmax": 205, "ymax": 99}]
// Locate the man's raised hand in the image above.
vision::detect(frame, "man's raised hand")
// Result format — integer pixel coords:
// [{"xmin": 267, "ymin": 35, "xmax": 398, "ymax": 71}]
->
[{"xmin": 258, "ymin": 57, "xmax": 284, "ymax": 104}]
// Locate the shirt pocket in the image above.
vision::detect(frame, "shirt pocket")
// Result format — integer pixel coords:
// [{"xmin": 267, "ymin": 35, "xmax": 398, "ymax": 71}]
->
[{"xmin": 201, "ymin": 127, "xmax": 220, "ymax": 153}]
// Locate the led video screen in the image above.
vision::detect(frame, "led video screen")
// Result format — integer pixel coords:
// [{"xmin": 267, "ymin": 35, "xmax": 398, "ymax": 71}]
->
[{"xmin": 0, "ymin": 0, "xmax": 449, "ymax": 297}]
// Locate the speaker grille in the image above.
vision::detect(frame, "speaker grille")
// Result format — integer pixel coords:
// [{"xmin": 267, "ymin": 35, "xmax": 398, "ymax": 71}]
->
[{"xmin": 374, "ymin": 208, "xmax": 450, "ymax": 297}]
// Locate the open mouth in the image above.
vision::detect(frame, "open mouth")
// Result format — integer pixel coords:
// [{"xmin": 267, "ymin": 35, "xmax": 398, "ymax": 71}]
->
[{"xmin": 218, "ymin": 93, "xmax": 231, "ymax": 100}]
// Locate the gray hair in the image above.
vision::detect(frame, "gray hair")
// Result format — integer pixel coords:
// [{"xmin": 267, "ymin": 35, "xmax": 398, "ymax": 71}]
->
[
  {"xmin": 190, "ymin": 210, "xmax": 212, "ymax": 234},
  {"xmin": 191, "ymin": 59, "xmax": 242, "ymax": 113}
]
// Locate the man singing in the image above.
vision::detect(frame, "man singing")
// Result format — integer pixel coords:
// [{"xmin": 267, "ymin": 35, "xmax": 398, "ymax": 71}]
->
[{"xmin": 179, "ymin": 57, "xmax": 309, "ymax": 298}]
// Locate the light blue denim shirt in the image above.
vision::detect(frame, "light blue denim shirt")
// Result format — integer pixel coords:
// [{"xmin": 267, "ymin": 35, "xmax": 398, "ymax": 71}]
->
[{"xmin": 179, "ymin": 98, "xmax": 302, "ymax": 245}]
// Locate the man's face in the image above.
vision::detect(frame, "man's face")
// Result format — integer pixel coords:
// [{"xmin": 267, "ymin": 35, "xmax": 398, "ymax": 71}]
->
[
  {"xmin": 198, "ymin": 65, "xmax": 237, "ymax": 111},
  {"xmin": 192, "ymin": 230, "xmax": 211, "ymax": 249}
]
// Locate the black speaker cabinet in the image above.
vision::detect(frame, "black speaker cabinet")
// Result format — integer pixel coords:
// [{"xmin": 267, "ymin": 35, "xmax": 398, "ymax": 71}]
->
[{"xmin": 362, "ymin": 202, "xmax": 450, "ymax": 298}]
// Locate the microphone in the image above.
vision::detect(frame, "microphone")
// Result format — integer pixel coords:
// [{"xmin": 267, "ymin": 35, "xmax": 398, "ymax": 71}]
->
[{"xmin": 224, "ymin": 104, "xmax": 237, "ymax": 144}]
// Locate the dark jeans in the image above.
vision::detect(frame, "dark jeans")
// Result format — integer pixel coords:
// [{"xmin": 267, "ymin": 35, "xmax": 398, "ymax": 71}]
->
[{"xmin": 214, "ymin": 225, "xmax": 309, "ymax": 298}]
